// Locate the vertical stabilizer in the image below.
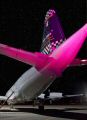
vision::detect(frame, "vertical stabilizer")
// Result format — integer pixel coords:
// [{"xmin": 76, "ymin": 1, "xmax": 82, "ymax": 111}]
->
[{"xmin": 40, "ymin": 9, "xmax": 65, "ymax": 54}]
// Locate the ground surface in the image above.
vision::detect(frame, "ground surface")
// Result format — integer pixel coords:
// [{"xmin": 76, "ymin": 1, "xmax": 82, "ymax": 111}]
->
[{"xmin": 0, "ymin": 105, "xmax": 87, "ymax": 120}]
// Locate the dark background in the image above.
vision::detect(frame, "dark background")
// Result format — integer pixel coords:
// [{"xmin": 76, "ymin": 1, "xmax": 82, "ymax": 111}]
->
[{"xmin": 0, "ymin": 0, "xmax": 86, "ymax": 95}]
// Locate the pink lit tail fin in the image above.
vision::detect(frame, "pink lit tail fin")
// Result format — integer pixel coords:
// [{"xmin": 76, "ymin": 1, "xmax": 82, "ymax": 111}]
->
[
  {"xmin": 0, "ymin": 43, "xmax": 49, "ymax": 67},
  {"xmin": 51, "ymin": 24, "xmax": 87, "ymax": 75}
]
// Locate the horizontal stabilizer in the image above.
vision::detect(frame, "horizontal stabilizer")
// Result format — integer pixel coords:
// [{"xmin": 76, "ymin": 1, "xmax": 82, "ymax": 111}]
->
[
  {"xmin": 50, "ymin": 24, "xmax": 87, "ymax": 74},
  {"xmin": 0, "ymin": 44, "xmax": 52, "ymax": 69}
]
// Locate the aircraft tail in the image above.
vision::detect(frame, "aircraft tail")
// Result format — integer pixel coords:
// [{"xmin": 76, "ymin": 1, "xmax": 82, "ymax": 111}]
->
[{"xmin": 40, "ymin": 9, "xmax": 65, "ymax": 54}]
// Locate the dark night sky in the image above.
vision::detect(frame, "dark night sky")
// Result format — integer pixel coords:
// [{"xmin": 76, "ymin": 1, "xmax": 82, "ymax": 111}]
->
[{"xmin": 0, "ymin": 0, "xmax": 87, "ymax": 95}]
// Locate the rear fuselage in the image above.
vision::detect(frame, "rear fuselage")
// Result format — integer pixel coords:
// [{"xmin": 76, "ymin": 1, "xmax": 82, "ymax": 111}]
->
[
  {"xmin": 6, "ymin": 24, "xmax": 87, "ymax": 104},
  {"xmin": 6, "ymin": 67, "xmax": 56, "ymax": 104}
]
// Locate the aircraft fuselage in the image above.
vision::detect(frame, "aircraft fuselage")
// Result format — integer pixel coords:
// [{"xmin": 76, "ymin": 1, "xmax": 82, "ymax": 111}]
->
[
  {"xmin": 3, "ymin": 24, "xmax": 87, "ymax": 105},
  {"xmin": 6, "ymin": 67, "xmax": 56, "ymax": 104}
]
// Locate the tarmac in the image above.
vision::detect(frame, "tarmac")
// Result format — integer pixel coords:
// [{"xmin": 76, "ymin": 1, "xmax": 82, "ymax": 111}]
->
[{"xmin": 0, "ymin": 105, "xmax": 87, "ymax": 120}]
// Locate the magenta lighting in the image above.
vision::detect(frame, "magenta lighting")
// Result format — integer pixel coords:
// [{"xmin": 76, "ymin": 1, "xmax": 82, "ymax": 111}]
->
[
  {"xmin": 0, "ymin": 9, "xmax": 87, "ymax": 108},
  {"xmin": 0, "ymin": 24, "xmax": 87, "ymax": 77}
]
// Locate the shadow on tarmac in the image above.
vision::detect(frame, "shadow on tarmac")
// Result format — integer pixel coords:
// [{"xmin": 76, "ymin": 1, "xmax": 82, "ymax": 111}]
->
[
  {"xmin": 0, "ymin": 106, "xmax": 87, "ymax": 120},
  {"xmin": 17, "ymin": 107, "xmax": 87, "ymax": 120}
]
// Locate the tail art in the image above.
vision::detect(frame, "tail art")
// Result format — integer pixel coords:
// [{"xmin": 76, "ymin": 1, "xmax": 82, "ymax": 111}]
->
[{"xmin": 40, "ymin": 9, "xmax": 65, "ymax": 54}]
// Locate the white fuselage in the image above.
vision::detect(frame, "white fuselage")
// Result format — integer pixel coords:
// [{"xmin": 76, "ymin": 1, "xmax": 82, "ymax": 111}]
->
[
  {"xmin": 4, "ymin": 24, "xmax": 87, "ymax": 105},
  {"xmin": 6, "ymin": 67, "xmax": 56, "ymax": 104}
]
